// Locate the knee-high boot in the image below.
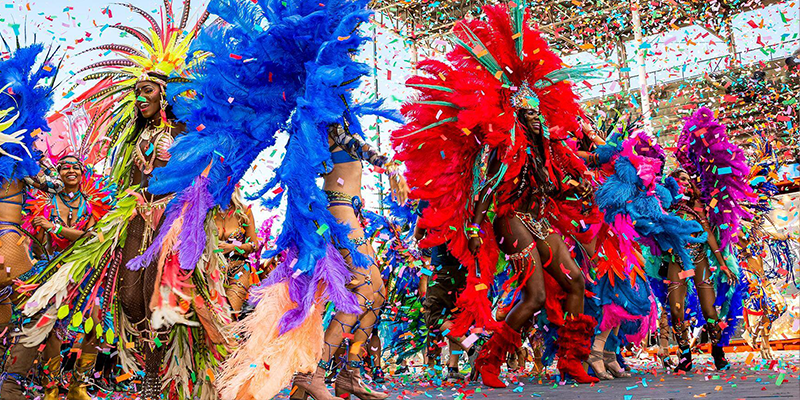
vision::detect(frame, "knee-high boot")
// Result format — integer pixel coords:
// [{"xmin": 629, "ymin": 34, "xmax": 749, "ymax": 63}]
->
[
  {"xmin": 673, "ymin": 321, "xmax": 692, "ymax": 372},
  {"xmin": 706, "ymin": 322, "xmax": 729, "ymax": 370},
  {"xmin": 556, "ymin": 314, "xmax": 599, "ymax": 384},
  {"xmin": 472, "ymin": 321, "xmax": 521, "ymax": 388},
  {"xmin": 42, "ymin": 356, "xmax": 61, "ymax": 400}
]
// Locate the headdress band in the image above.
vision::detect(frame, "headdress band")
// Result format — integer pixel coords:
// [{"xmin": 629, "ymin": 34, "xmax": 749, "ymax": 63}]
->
[{"xmin": 138, "ymin": 72, "xmax": 167, "ymax": 88}]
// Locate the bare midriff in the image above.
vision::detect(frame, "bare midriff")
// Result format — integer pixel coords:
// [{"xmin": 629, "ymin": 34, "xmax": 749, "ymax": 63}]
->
[{"xmin": 0, "ymin": 180, "xmax": 25, "ymax": 225}]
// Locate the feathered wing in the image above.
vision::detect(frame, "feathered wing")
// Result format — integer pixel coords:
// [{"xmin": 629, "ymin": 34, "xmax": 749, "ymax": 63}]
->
[
  {"xmin": 195, "ymin": 0, "xmax": 398, "ymax": 398},
  {"xmin": 0, "ymin": 43, "xmax": 57, "ymax": 182},
  {"xmin": 676, "ymin": 107, "xmax": 754, "ymax": 249}
]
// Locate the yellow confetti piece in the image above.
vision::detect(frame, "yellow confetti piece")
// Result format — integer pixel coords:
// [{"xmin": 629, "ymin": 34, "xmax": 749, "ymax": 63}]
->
[
  {"xmin": 337, "ymin": 35, "xmax": 350, "ymax": 41},
  {"xmin": 475, "ymin": 283, "xmax": 488, "ymax": 291}
]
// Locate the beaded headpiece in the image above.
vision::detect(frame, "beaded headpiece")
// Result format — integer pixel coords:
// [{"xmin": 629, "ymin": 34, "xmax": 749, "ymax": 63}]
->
[{"xmin": 510, "ymin": 81, "xmax": 540, "ymax": 111}]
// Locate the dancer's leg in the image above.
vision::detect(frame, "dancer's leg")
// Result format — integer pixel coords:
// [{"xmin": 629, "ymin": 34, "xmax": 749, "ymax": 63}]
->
[
  {"xmin": 538, "ymin": 234, "xmax": 585, "ymax": 315},
  {"xmin": 470, "ymin": 215, "xmax": 544, "ymax": 387},
  {"xmin": 692, "ymin": 256, "xmax": 729, "ymax": 369},
  {"xmin": 588, "ymin": 329, "xmax": 613, "ymax": 380},
  {"xmin": 667, "ymin": 262, "xmax": 692, "ymax": 372}
]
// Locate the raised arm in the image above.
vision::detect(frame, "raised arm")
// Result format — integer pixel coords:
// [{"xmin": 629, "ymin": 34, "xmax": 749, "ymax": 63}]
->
[{"xmin": 24, "ymin": 157, "xmax": 64, "ymax": 194}]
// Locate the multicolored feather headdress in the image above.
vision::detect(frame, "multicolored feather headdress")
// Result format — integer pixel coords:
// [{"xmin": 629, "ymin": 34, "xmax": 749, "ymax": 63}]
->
[{"xmin": 75, "ymin": 1, "xmax": 208, "ymax": 166}]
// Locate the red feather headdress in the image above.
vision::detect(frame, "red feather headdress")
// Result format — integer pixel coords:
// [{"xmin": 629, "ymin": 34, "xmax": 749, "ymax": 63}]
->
[{"xmin": 392, "ymin": 3, "xmax": 597, "ymax": 335}]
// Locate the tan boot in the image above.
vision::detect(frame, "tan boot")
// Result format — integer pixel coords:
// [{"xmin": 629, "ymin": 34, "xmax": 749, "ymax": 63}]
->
[
  {"xmin": 42, "ymin": 356, "xmax": 61, "ymax": 400},
  {"xmin": 291, "ymin": 366, "xmax": 344, "ymax": 400},
  {"xmin": 334, "ymin": 365, "xmax": 389, "ymax": 400},
  {"xmin": 66, "ymin": 353, "xmax": 97, "ymax": 400},
  {"xmin": 0, "ymin": 342, "xmax": 39, "ymax": 400}
]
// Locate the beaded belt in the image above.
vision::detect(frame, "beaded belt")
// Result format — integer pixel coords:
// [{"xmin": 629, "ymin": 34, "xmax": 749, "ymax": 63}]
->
[{"xmin": 515, "ymin": 212, "xmax": 552, "ymax": 241}]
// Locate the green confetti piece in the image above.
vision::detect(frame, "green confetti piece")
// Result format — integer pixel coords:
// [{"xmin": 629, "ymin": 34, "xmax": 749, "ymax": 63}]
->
[
  {"xmin": 154, "ymin": 336, "xmax": 162, "ymax": 348},
  {"xmin": 776, "ymin": 373, "xmax": 785, "ymax": 386},
  {"xmin": 316, "ymin": 224, "xmax": 329, "ymax": 235},
  {"xmin": 84, "ymin": 317, "xmax": 94, "ymax": 334}
]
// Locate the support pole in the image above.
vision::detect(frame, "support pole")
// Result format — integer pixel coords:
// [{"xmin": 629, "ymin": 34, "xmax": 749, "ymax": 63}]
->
[
  {"xmin": 631, "ymin": 0, "xmax": 654, "ymax": 136},
  {"xmin": 372, "ymin": 18, "xmax": 385, "ymax": 215}
]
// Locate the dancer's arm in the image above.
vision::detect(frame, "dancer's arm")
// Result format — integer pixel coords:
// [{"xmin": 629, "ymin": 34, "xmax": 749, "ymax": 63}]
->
[
  {"xmin": 697, "ymin": 208, "xmax": 737, "ymax": 283},
  {"xmin": 329, "ymin": 123, "xmax": 409, "ymax": 204},
  {"xmin": 25, "ymin": 157, "xmax": 64, "ymax": 194},
  {"xmin": 468, "ymin": 154, "xmax": 501, "ymax": 255}
]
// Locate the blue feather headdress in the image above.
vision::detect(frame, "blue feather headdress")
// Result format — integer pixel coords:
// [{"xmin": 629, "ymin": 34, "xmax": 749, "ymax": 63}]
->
[{"xmin": 0, "ymin": 42, "xmax": 58, "ymax": 183}]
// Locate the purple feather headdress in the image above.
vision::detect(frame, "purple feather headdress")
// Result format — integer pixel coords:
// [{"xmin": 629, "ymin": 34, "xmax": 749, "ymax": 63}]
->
[{"xmin": 675, "ymin": 107, "xmax": 754, "ymax": 249}]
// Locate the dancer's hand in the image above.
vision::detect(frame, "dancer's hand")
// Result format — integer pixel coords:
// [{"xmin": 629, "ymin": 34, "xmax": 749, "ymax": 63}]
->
[
  {"xmin": 31, "ymin": 216, "xmax": 54, "ymax": 231},
  {"xmin": 468, "ymin": 236, "xmax": 482, "ymax": 255},
  {"xmin": 720, "ymin": 265, "xmax": 738, "ymax": 285},
  {"xmin": 219, "ymin": 242, "xmax": 236, "ymax": 254},
  {"xmin": 390, "ymin": 171, "xmax": 410, "ymax": 205}
]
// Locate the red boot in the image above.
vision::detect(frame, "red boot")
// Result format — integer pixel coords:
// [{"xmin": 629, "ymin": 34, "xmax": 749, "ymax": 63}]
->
[
  {"xmin": 472, "ymin": 322, "xmax": 521, "ymax": 388},
  {"xmin": 556, "ymin": 314, "xmax": 600, "ymax": 384}
]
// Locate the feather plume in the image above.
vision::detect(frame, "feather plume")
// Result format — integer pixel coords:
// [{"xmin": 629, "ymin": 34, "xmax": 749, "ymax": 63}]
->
[
  {"xmin": 0, "ymin": 44, "xmax": 57, "ymax": 183},
  {"xmin": 676, "ymin": 107, "xmax": 754, "ymax": 248},
  {"xmin": 217, "ymin": 282, "xmax": 322, "ymax": 400}
]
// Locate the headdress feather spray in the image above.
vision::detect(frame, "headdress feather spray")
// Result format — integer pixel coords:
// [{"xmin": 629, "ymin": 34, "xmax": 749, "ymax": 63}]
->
[
  {"xmin": 0, "ymin": 43, "xmax": 58, "ymax": 183},
  {"xmin": 146, "ymin": 0, "xmax": 398, "ymax": 398},
  {"xmin": 393, "ymin": 3, "xmax": 597, "ymax": 337},
  {"xmin": 676, "ymin": 107, "xmax": 754, "ymax": 249}
]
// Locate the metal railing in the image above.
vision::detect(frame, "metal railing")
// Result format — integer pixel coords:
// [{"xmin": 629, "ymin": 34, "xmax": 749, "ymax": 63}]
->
[{"xmin": 578, "ymin": 38, "xmax": 800, "ymax": 101}]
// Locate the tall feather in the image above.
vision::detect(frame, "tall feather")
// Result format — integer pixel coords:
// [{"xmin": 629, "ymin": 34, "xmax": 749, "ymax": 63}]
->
[{"xmin": 676, "ymin": 107, "xmax": 754, "ymax": 249}]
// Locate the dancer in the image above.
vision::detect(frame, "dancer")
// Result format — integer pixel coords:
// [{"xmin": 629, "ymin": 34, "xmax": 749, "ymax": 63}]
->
[
  {"xmin": 18, "ymin": 3, "xmax": 232, "ymax": 399},
  {"xmin": 133, "ymin": 1, "xmax": 404, "ymax": 399},
  {"xmin": 214, "ymin": 187, "xmax": 258, "ymax": 316},
  {"xmin": 659, "ymin": 107, "xmax": 749, "ymax": 372},
  {"xmin": 0, "ymin": 41, "xmax": 64, "ymax": 399},
  {"xmin": 19, "ymin": 152, "xmax": 115, "ymax": 400},
  {"xmin": 560, "ymin": 125, "xmax": 659, "ymax": 381},
  {"xmin": 392, "ymin": 3, "xmax": 602, "ymax": 386}
]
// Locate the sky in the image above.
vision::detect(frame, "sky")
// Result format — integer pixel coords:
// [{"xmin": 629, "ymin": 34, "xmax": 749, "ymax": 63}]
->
[{"xmin": 1, "ymin": 0, "xmax": 798, "ymax": 225}]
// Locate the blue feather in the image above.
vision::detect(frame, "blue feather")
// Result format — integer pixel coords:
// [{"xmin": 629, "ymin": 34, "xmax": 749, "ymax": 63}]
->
[{"xmin": 0, "ymin": 44, "xmax": 56, "ymax": 183}]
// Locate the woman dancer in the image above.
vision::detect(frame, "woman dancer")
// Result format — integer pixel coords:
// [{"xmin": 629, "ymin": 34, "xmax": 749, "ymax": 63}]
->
[
  {"xmin": 214, "ymin": 187, "xmax": 257, "ymax": 316},
  {"xmin": 19, "ymin": 154, "xmax": 114, "ymax": 400},
  {"xmin": 0, "ymin": 42, "xmax": 64, "ymax": 399},
  {"xmin": 392, "ymin": 4, "xmax": 601, "ymax": 386},
  {"xmin": 660, "ymin": 107, "xmax": 750, "ymax": 372},
  {"xmin": 19, "ymin": 3, "xmax": 231, "ymax": 399},
  {"xmin": 133, "ymin": 1, "xmax": 405, "ymax": 399}
]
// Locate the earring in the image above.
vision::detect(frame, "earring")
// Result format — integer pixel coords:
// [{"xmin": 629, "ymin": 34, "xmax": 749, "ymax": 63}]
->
[{"xmin": 160, "ymin": 93, "xmax": 169, "ymax": 110}]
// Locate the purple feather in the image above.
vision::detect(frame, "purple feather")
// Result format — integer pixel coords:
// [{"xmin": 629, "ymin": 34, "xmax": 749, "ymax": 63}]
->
[
  {"xmin": 676, "ymin": 107, "xmax": 753, "ymax": 249},
  {"xmin": 253, "ymin": 243, "xmax": 360, "ymax": 334},
  {"xmin": 127, "ymin": 176, "xmax": 214, "ymax": 271}
]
